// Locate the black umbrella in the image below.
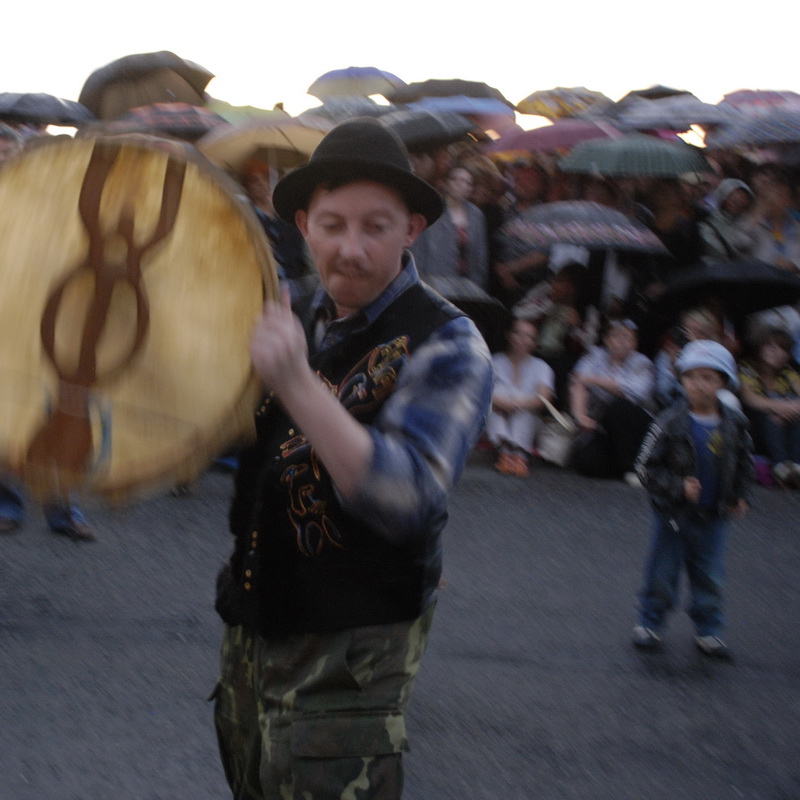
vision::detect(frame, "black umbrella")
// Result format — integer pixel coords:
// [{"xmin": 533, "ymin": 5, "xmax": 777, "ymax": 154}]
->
[
  {"xmin": 0, "ymin": 93, "xmax": 95, "ymax": 126},
  {"xmin": 423, "ymin": 276, "xmax": 511, "ymax": 352},
  {"xmin": 656, "ymin": 258, "xmax": 800, "ymax": 320},
  {"xmin": 296, "ymin": 96, "xmax": 394, "ymax": 129},
  {"xmin": 379, "ymin": 108, "xmax": 478, "ymax": 151},
  {"xmin": 388, "ymin": 79, "xmax": 514, "ymax": 108}
]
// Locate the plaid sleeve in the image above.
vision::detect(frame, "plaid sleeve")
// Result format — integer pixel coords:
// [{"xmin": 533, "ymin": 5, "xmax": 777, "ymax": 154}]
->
[{"xmin": 342, "ymin": 315, "xmax": 493, "ymax": 544}]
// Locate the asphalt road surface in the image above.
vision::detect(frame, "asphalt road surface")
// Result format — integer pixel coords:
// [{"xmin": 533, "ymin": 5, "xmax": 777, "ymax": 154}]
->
[{"xmin": 1, "ymin": 450, "xmax": 798, "ymax": 800}]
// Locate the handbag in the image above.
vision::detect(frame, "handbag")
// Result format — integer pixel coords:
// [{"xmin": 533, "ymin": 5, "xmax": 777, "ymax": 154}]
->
[{"xmin": 535, "ymin": 394, "xmax": 578, "ymax": 468}]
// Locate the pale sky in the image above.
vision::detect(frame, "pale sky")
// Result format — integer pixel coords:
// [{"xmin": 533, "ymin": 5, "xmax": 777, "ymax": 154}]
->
[{"xmin": 6, "ymin": 0, "xmax": 798, "ymax": 120}]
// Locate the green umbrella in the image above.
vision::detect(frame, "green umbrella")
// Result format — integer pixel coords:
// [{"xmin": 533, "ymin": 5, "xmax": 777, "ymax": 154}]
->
[{"xmin": 559, "ymin": 133, "xmax": 710, "ymax": 177}]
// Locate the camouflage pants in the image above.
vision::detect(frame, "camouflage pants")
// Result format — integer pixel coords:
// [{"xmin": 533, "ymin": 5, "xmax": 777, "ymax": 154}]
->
[{"xmin": 211, "ymin": 604, "xmax": 435, "ymax": 799}]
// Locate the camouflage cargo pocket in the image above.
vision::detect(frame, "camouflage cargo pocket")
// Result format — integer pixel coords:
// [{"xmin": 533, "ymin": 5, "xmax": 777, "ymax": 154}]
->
[{"xmin": 290, "ymin": 711, "xmax": 407, "ymax": 758}]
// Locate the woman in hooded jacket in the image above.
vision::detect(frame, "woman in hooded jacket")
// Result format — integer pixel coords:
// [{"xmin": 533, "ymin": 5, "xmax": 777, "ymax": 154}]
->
[{"xmin": 699, "ymin": 178, "xmax": 756, "ymax": 262}]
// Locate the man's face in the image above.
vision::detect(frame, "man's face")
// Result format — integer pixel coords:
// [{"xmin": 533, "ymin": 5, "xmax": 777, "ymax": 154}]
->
[{"xmin": 296, "ymin": 180, "xmax": 426, "ymax": 318}]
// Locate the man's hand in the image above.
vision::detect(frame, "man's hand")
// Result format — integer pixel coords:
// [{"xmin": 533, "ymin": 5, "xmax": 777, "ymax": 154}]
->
[
  {"xmin": 684, "ymin": 476, "xmax": 702, "ymax": 503},
  {"xmin": 250, "ymin": 287, "xmax": 310, "ymax": 394}
]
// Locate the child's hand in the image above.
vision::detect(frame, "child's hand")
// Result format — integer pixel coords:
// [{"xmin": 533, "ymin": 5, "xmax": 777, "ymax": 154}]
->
[
  {"xmin": 730, "ymin": 499, "xmax": 749, "ymax": 518},
  {"xmin": 684, "ymin": 477, "xmax": 702, "ymax": 503}
]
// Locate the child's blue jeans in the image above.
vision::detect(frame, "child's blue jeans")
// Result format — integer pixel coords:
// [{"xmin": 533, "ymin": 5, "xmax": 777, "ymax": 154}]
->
[{"xmin": 638, "ymin": 510, "xmax": 727, "ymax": 637}]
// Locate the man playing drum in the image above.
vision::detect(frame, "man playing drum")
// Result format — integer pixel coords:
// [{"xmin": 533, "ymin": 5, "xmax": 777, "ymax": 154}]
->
[{"xmin": 212, "ymin": 118, "xmax": 492, "ymax": 799}]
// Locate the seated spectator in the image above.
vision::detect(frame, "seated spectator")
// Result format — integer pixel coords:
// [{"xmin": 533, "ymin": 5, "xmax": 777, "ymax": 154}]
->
[
  {"xmin": 411, "ymin": 164, "xmax": 489, "ymax": 288},
  {"xmin": 739, "ymin": 327, "xmax": 800, "ymax": 487},
  {"xmin": 569, "ymin": 319, "xmax": 655, "ymax": 480},
  {"xmin": 744, "ymin": 169, "xmax": 800, "ymax": 273},
  {"xmin": 699, "ymin": 179, "xmax": 756, "ymax": 261},
  {"xmin": 743, "ymin": 167, "xmax": 800, "ymax": 359},
  {"xmin": 487, "ymin": 319, "xmax": 555, "ymax": 477}
]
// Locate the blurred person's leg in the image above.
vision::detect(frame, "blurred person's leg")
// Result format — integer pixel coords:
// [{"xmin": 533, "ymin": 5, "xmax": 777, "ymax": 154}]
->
[
  {"xmin": 43, "ymin": 499, "xmax": 94, "ymax": 541},
  {"xmin": 0, "ymin": 480, "xmax": 24, "ymax": 533}
]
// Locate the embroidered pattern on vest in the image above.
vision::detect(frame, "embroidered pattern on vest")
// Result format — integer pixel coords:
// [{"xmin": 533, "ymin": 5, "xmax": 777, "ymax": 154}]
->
[{"xmin": 279, "ymin": 335, "xmax": 410, "ymax": 557}]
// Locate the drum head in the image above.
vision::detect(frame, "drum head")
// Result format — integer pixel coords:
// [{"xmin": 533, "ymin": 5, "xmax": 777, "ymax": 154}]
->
[{"xmin": 0, "ymin": 134, "xmax": 278, "ymax": 500}]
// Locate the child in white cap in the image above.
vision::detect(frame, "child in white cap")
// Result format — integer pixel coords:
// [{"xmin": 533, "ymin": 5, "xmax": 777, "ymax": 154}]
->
[{"xmin": 632, "ymin": 340, "xmax": 753, "ymax": 660}]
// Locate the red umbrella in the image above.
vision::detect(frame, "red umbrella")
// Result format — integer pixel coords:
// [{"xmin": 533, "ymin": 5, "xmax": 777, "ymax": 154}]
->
[{"xmin": 486, "ymin": 119, "xmax": 622, "ymax": 154}]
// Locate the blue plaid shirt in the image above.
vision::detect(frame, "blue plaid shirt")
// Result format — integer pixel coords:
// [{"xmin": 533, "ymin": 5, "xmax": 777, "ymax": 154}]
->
[{"xmin": 308, "ymin": 254, "xmax": 493, "ymax": 544}]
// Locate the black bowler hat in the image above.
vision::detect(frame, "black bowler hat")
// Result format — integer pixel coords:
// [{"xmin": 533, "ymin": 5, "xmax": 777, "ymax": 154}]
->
[{"xmin": 272, "ymin": 117, "xmax": 444, "ymax": 227}]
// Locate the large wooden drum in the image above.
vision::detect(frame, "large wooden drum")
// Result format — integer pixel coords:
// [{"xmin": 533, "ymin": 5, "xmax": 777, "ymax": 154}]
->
[{"xmin": 0, "ymin": 135, "xmax": 278, "ymax": 500}]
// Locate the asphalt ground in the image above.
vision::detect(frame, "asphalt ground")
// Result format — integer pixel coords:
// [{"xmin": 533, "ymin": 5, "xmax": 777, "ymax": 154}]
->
[{"xmin": 1, "ymin": 450, "xmax": 798, "ymax": 800}]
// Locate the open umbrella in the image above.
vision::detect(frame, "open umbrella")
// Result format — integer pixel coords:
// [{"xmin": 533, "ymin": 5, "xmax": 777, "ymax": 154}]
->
[
  {"xmin": 388, "ymin": 79, "xmax": 514, "ymax": 108},
  {"xmin": 79, "ymin": 51, "xmax": 214, "ymax": 121},
  {"xmin": 0, "ymin": 93, "xmax": 95, "ymax": 126},
  {"xmin": 205, "ymin": 98, "xmax": 291, "ymax": 126},
  {"xmin": 559, "ymin": 133, "xmax": 711, "ymax": 178},
  {"xmin": 379, "ymin": 108, "xmax": 477, "ymax": 151},
  {"xmin": 705, "ymin": 109, "xmax": 800, "ymax": 150},
  {"xmin": 105, "ymin": 102, "xmax": 229, "ymax": 142},
  {"xmin": 296, "ymin": 96, "xmax": 394, "ymax": 129},
  {"xmin": 615, "ymin": 85, "xmax": 693, "ymax": 105},
  {"xmin": 616, "ymin": 95, "xmax": 734, "ymax": 131},
  {"xmin": 307, "ymin": 66, "xmax": 406, "ymax": 99},
  {"xmin": 408, "ymin": 96, "xmax": 516, "ymax": 133},
  {"xmin": 423, "ymin": 275, "xmax": 511, "ymax": 352},
  {"xmin": 502, "ymin": 201, "xmax": 668, "ymax": 254},
  {"xmin": 486, "ymin": 119, "xmax": 622, "ymax": 154},
  {"xmin": 517, "ymin": 87, "xmax": 611, "ymax": 119},
  {"xmin": 656, "ymin": 258, "xmax": 800, "ymax": 321},
  {"xmin": 718, "ymin": 89, "xmax": 800, "ymax": 116},
  {"xmin": 197, "ymin": 121, "xmax": 325, "ymax": 172}
]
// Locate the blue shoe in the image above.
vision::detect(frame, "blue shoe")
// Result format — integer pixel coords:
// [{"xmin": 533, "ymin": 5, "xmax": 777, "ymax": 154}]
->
[
  {"xmin": 44, "ymin": 503, "xmax": 95, "ymax": 542},
  {"xmin": 0, "ymin": 516, "xmax": 20, "ymax": 534},
  {"xmin": 0, "ymin": 483, "xmax": 24, "ymax": 531}
]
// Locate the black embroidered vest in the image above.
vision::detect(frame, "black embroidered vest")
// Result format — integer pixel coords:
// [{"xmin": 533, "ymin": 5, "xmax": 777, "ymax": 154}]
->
[{"xmin": 216, "ymin": 282, "xmax": 463, "ymax": 637}]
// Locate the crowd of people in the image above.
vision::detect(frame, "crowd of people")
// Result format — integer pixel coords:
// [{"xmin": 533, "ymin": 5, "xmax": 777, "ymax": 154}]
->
[
  {"xmin": 2, "ymin": 96, "xmax": 798, "ymax": 796},
  {"xmin": 407, "ymin": 143, "xmax": 800, "ymax": 490}
]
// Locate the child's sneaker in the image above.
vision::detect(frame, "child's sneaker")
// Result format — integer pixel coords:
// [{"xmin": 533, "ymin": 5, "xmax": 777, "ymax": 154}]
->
[
  {"xmin": 772, "ymin": 461, "xmax": 794, "ymax": 488},
  {"xmin": 632, "ymin": 625, "xmax": 662, "ymax": 651},
  {"xmin": 694, "ymin": 635, "xmax": 734, "ymax": 662}
]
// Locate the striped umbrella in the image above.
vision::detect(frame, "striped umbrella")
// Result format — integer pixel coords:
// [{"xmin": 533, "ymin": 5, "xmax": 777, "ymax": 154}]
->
[
  {"xmin": 502, "ymin": 201, "xmax": 668, "ymax": 254},
  {"xmin": 106, "ymin": 102, "xmax": 230, "ymax": 142}
]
